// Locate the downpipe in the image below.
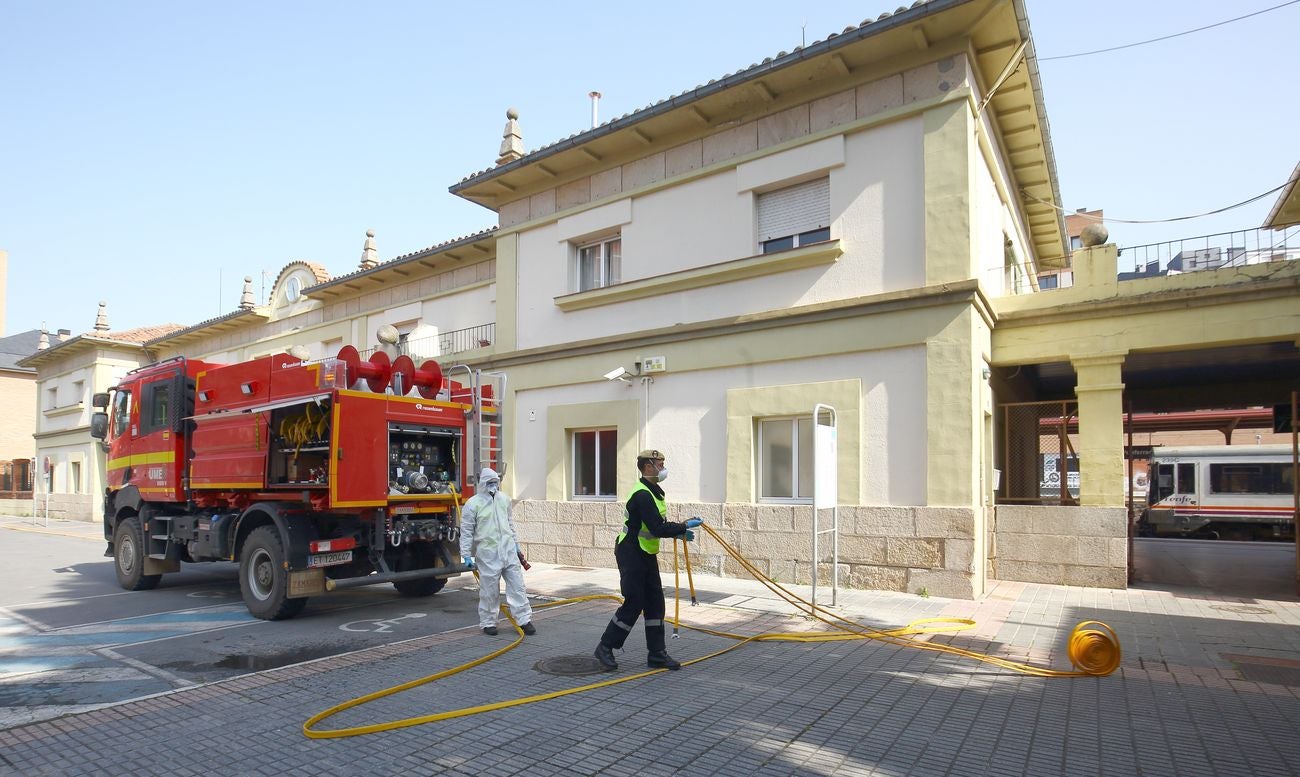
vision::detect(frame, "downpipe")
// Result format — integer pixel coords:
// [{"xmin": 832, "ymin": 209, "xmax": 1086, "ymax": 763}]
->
[{"xmin": 324, "ymin": 563, "xmax": 471, "ymax": 591}]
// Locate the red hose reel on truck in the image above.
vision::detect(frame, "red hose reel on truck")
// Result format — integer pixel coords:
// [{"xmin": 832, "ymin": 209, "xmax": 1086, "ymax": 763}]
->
[{"xmin": 336, "ymin": 345, "xmax": 444, "ymax": 398}]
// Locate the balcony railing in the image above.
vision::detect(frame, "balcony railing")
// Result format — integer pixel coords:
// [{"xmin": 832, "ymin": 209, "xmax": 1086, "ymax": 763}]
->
[
  {"xmin": 352, "ymin": 323, "xmax": 495, "ymax": 362},
  {"xmin": 1116, "ymin": 226, "xmax": 1299, "ymax": 279}
]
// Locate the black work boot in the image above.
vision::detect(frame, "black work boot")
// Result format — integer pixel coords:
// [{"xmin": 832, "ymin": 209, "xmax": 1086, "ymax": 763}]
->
[
  {"xmin": 645, "ymin": 623, "xmax": 680, "ymax": 669},
  {"xmin": 647, "ymin": 650, "xmax": 681, "ymax": 670},
  {"xmin": 594, "ymin": 643, "xmax": 618, "ymax": 671}
]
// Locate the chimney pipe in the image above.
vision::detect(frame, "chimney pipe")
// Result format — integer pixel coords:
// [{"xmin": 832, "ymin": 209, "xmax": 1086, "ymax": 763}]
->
[{"xmin": 588, "ymin": 91, "xmax": 601, "ymax": 128}]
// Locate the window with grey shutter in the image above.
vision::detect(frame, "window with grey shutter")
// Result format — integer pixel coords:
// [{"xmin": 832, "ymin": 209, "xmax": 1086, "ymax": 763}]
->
[{"xmin": 756, "ymin": 177, "xmax": 830, "ymax": 253}]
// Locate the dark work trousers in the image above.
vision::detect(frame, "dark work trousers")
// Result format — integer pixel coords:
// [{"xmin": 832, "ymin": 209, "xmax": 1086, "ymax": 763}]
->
[{"xmin": 599, "ymin": 538, "xmax": 668, "ymax": 654}]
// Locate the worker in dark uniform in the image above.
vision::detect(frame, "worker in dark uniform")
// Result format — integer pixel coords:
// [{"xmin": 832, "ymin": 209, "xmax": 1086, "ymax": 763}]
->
[{"xmin": 593, "ymin": 449, "xmax": 702, "ymax": 671}]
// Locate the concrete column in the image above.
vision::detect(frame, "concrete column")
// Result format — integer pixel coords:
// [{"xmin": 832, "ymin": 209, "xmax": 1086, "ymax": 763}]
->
[
  {"xmin": 1070, "ymin": 243, "xmax": 1118, "ymax": 298},
  {"xmin": 494, "ymin": 232, "xmax": 519, "ymax": 353},
  {"xmin": 922, "ymin": 101, "xmax": 975, "ymax": 285},
  {"xmin": 1072, "ymin": 352, "xmax": 1126, "ymax": 507}
]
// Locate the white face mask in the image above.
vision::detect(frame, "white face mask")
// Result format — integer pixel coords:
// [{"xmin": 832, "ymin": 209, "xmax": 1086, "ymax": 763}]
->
[
  {"xmin": 655, "ymin": 466, "xmax": 668, "ymax": 482},
  {"xmin": 485, "ymin": 482, "xmax": 499, "ymax": 495}
]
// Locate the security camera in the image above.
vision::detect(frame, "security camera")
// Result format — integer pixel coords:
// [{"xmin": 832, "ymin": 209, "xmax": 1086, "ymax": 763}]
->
[{"xmin": 603, "ymin": 366, "xmax": 629, "ymax": 381}]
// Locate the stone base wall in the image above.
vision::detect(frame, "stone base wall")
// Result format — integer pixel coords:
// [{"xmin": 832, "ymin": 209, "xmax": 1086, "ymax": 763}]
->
[
  {"xmin": 514, "ymin": 501, "xmax": 977, "ymax": 599},
  {"xmin": 989, "ymin": 505, "xmax": 1127, "ymax": 588},
  {"xmin": 0, "ymin": 498, "xmax": 35, "ymax": 517},
  {"xmin": 19, "ymin": 494, "xmax": 95, "ymax": 523}
]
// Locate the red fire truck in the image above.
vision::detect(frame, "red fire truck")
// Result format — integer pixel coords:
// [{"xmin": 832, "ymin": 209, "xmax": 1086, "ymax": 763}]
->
[{"xmin": 89, "ymin": 345, "xmax": 502, "ymax": 619}]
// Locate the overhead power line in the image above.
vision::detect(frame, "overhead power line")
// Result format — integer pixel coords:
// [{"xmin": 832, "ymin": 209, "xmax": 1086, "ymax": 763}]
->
[
  {"xmin": 1040, "ymin": 0, "xmax": 1300, "ymax": 62},
  {"xmin": 1021, "ymin": 181, "xmax": 1292, "ymax": 225}
]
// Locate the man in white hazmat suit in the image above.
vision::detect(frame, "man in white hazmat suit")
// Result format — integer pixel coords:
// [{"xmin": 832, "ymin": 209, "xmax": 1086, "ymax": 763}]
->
[{"xmin": 459, "ymin": 468, "xmax": 535, "ymax": 636}]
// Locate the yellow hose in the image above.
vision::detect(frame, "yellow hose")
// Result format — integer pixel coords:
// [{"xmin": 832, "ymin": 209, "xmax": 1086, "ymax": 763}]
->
[{"xmin": 303, "ymin": 520, "xmax": 1120, "ymax": 739}]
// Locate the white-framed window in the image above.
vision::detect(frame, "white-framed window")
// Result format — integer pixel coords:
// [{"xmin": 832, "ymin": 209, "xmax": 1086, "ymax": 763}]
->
[
  {"xmin": 576, "ymin": 235, "xmax": 622, "ymax": 292},
  {"xmin": 70, "ymin": 461, "xmax": 82, "ymax": 494},
  {"xmin": 45, "ymin": 386, "xmax": 57, "ymax": 410},
  {"xmin": 757, "ymin": 416, "xmax": 814, "ymax": 502},
  {"xmin": 73, "ymin": 380, "xmax": 85, "ymax": 405},
  {"xmin": 757, "ymin": 177, "xmax": 830, "ymax": 254},
  {"xmin": 572, "ymin": 428, "xmax": 617, "ymax": 499}
]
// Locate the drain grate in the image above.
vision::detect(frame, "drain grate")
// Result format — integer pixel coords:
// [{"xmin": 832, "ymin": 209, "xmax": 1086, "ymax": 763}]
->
[
  {"xmin": 1223, "ymin": 653, "xmax": 1300, "ymax": 686},
  {"xmin": 556, "ymin": 566, "xmax": 596, "ymax": 572},
  {"xmin": 535, "ymin": 654, "xmax": 608, "ymax": 677},
  {"xmin": 1209, "ymin": 604, "xmax": 1273, "ymax": 615}
]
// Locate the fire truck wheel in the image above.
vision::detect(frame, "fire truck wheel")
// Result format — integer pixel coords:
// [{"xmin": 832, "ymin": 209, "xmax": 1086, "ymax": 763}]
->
[
  {"xmin": 392, "ymin": 543, "xmax": 448, "ymax": 597},
  {"xmin": 114, "ymin": 516, "xmax": 162, "ymax": 591},
  {"xmin": 240, "ymin": 526, "xmax": 308, "ymax": 620}
]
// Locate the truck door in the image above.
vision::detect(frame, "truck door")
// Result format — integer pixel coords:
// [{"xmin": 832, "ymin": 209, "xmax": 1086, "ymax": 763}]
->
[
  {"xmin": 134, "ymin": 371, "xmax": 186, "ymax": 502},
  {"xmin": 105, "ymin": 388, "xmax": 134, "ymax": 489}
]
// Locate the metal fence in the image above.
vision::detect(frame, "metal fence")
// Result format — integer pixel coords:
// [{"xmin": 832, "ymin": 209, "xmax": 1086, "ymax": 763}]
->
[
  {"xmin": 1116, "ymin": 226, "xmax": 1299, "ymax": 278},
  {"xmin": 354, "ymin": 323, "xmax": 496, "ymax": 362},
  {"xmin": 999, "ymin": 400, "xmax": 1079, "ymax": 505},
  {"xmin": 0, "ymin": 458, "xmax": 34, "ymax": 498}
]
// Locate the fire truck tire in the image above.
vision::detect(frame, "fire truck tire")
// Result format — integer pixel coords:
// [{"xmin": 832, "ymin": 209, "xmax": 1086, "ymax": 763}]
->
[
  {"xmin": 114, "ymin": 516, "xmax": 162, "ymax": 591},
  {"xmin": 393, "ymin": 543, "xmax": 448, "ymax": 597},
  {"xmin": 240, "ymin": 526, "xmax": 308, "ymax": 620}
]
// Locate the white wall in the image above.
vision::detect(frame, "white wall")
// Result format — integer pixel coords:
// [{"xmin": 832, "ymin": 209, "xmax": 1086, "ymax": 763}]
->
[
  {"xmin": 511, "ymin": 345, "xmax": 927, "ymax": 506},
  {"xmin": 514, "ymin": 120, "xmax": 926, "ymax": 351}
]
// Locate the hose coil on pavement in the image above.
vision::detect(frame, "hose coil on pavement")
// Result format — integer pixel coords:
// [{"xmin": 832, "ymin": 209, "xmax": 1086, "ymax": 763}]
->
[{"xmin": 303, "ymin": 519, "xmax": 1122, "ymax": 739}]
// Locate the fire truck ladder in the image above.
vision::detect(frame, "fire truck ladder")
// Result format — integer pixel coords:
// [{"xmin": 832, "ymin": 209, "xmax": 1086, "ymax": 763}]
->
[
  {"xmin": 473, "ymin": 370, "xmax": 506, "ymax": 477},
  {"xmin": 447, "ymin": 366, "xmax": 506, "ymax": 478}
]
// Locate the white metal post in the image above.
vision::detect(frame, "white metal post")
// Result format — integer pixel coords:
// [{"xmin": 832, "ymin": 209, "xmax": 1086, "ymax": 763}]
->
[{"xmin": 811, "ymin": 404, "xmax": 839, "ymax": 610}]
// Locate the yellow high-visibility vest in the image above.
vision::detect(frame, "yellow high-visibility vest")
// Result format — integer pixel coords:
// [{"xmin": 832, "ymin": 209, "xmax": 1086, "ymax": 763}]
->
[{"xmin": 617, "ymin": 480, "xmax": 666, "ymax": 554}]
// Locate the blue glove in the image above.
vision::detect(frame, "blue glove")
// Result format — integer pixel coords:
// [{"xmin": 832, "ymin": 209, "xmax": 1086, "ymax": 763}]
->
[
  {"xmin": 461, "ymin": 555, "xmax": 475, "ymax": 570},
  {"xmin": 683, "ymin": 530, "xmax": 696, "ymax": 541},
  {"xmin": 685, "ymin": 517, "xmax": 703, "ymax": 528}
]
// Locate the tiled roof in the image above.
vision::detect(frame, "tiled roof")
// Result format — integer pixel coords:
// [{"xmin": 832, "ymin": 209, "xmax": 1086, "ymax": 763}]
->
[
  {"xmin": 0, "ymin": 329, "xmax": 45, "ymax": 372},
  {"xmin": 453, "ymin": 1, "xmax": 936, "ymax": 188},
  {"xmin": 306, "ymin": 226, "xmax": 498, "ymax": 292},
  {"xmin": 143, "ymin": 309, "xmax": 261, "ymax": 346},
  {"xmin": 96, "ymin": 324, "xmax": 185, "ymax": 344}
]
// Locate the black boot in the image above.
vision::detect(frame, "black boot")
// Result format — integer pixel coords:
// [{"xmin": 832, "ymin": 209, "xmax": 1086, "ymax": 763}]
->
[
  {"xmin": 645, "ymin": 623, "xmax": 681, "ymax": 670},
  {"xmin": 594, "ymin": 643, "xmax": 618, "ymax": 671},
  {"xmin": 647, "ymin": 650, "xmax": 681, "ymax": 670}
]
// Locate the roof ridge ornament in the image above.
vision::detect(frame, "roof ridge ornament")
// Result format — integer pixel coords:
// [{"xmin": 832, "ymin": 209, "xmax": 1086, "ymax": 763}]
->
[
  {"xmin": 239, "ymin": 276, "xmax": 255, "ymax": 309},
  {"xmin": 359, "ymin": 229, "xmax": 379, "ymax": 270},
  {"xmin": 94, "ymin": 301, "xmax": 110, "ymax": 332},
  {"xmin": 496, "ymin": 108, "xmax": 524, "ymax": 165}
]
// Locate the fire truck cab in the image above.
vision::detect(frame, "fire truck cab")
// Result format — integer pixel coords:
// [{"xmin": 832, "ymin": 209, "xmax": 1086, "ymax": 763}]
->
[{"xmin": 90, "ymin": 348, "xmax": 501, "ymax": 619}]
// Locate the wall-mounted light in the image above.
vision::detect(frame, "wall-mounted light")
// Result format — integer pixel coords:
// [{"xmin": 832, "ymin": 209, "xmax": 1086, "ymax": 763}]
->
[{"xmin": 603, "ymin": 366, "xmax": 633, "ymax": 383}]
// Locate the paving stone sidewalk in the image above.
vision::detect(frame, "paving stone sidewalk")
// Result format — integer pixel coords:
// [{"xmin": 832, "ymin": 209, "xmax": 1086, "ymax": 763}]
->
[{"xmin": 3, "ymin": 519, "xmax": 1300, "ymax": 776}]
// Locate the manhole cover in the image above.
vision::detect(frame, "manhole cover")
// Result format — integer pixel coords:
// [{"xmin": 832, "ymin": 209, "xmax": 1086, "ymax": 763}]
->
[
  {"xmin": 1209, "ymin": 604, "xmax": 1273, "ymax": 615},
  {"xmin": 535, "ymin": 655, "xmax": 608, "ymax": 677}
]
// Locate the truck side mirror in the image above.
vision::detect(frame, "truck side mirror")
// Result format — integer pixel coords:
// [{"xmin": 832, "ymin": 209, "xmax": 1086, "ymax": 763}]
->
[
  {"xmin": 92, "ymin": 392, "xmax": 111, "ymax": 409},
  {"xmin": 90, "ymin": 412, "xmax": 109, "ymax": 440}
]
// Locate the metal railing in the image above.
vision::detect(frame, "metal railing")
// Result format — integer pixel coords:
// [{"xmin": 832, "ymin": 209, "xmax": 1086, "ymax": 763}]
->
[
  {"xmin": 352, "ymin": 323, "xmax": 496, "ymax": 362},
  {"xmin": 0, "ymin": 458, "xmax": 34, "ymax": 499},
  {"xmin": 999, "ymin": 400, "xmax": 1079, "ymax": 505},
  {"xmin": 1116, "ymin": 226, "xmax": 1299, "ymax": 278}
]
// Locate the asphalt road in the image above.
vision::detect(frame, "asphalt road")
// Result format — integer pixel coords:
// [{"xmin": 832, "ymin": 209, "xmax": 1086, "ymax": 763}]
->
[
  {"xmin": 1131, "ymin": 536, "xmax": 1299, "ymax": 600},
  {"xmin": 0, "ymin": 523, "xmax": 486, "ymax": 728}
]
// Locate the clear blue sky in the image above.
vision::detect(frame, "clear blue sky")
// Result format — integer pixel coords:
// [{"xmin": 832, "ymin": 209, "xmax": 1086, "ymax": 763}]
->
[{"xmin": 3, "ymin": 1, "xmax": 1296, "ymax": 335}]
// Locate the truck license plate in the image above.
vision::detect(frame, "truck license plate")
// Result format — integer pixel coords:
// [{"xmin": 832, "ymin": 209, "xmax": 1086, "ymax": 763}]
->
[{"xmin": 307, "ymin": 550, "xmax": 353, "ymax": 568}]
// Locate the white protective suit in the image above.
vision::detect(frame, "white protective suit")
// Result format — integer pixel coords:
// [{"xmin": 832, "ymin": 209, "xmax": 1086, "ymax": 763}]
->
[{"xmin": 459, "ymin": 468, "xmax": 533, "ymax": 630}]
